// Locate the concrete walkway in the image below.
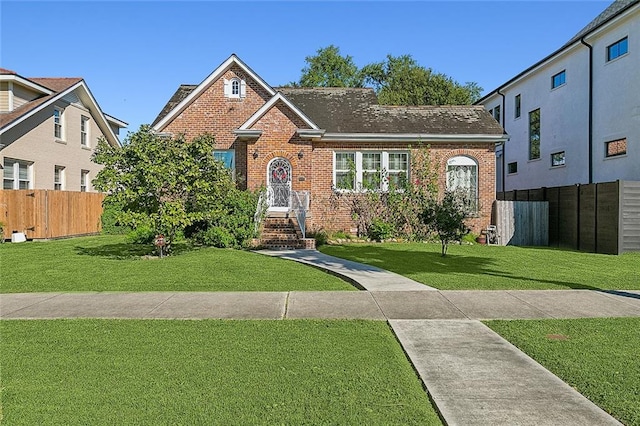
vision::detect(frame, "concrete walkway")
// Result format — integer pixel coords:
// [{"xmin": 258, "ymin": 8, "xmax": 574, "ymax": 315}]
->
[{"xmin": 2, "ymin": 249, "xmax": 638, "ymax": 426}]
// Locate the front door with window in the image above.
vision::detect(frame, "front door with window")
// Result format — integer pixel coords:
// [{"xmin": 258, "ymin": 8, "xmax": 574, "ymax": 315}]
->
[{"xmin": 267, "ymin": 158, "xmax": 291, "ymax": 212}]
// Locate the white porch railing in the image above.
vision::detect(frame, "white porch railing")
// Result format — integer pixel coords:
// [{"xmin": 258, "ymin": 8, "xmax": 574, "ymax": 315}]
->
[
  {"xmin": 254, "ymin": 188, "xmax": 268, "ymax": 236},
  {"xmin": 290, "ymin": 190, "xmax": 310, "ymax": 239}
]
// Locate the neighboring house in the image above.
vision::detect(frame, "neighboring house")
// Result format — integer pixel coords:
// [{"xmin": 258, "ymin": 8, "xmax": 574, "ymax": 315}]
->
[
  {"xmin": 0, "ymin": 68, "xmax": 126, "ymax": 192},
  {"xmin": 152, "ymin": 55, "xmax": 507, "ymax": 236},
  {"xmin": 478, "ymin": 0, "xmax": 639, "ymax": 192}
]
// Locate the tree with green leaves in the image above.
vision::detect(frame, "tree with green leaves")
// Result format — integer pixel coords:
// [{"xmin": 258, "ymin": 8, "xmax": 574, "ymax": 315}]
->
[
  {"xmin": 292, "ymin": 45, "xmax": 364, "ymax": 88},
  {"xmin": 361, "ymin": 54, "xmax": 479, "ymax": 105},
  {"xmin": 292, "ymin": 47, "xmax": 482, "ymax": 105},
  {"xmin": 92, "ymin": 126, "xmax": 254, "ymax": 253},
  {"xmin": 421, "ymin": 191, "xmax": 470, "ymax": 256}
]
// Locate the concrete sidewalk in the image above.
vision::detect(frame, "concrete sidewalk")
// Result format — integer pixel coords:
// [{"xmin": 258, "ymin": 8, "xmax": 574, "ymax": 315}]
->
[{"xmin": 2, "ymin": 289, "xmax": 639, "ymax": 320}]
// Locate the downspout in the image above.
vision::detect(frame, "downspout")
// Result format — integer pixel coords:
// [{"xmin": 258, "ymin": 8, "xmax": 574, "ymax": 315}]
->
[
  {"xmin": 580, "ymin": 37, "xmax": 593, "ymax": 184},
  {"xmin": 497, "ymin": 88, "xmax": 506, "ymax": 193}
]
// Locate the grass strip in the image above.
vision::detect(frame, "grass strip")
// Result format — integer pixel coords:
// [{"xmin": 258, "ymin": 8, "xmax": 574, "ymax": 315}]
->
[
  {"xmin": 0, "ymin": 319, "xmax": 442, "ymax": 425},
  {"xmin": 320, "ymin": 242, "xmax": 640, "ymax": 290},
  {"xmin": 0, "ymin": 235, "xmax": 353, "ymax": 292},
  {"xmin": 485, "ymin": 317, "xmax": 640, "ymax": 426}
]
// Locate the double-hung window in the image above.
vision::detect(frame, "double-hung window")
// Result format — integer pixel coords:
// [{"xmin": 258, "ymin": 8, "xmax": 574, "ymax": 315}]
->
[
  {"xmin": 334, "ymin": 151, "xmax": 409, "ymax": 191},
  {"xmin": 3, "ymin": 158, "xmax": 32, "ymax": 190},
  {"xmin": 54, "ymin": 166, "xmax": 65, "ymax": 190},
  {"xmin": 335, "ymin": 152, "xmax": 356, "ymax": 190},
  {"xmin": 81, "ymin": 116, "xmax": 89, "ymax": 147},
  {"xmin": 81, "ymin": 170, "xmax": 90, "ymax": 192},
  {"xmin": 53, "ymin": 107, "xmax": 63, "ymax": 139}
]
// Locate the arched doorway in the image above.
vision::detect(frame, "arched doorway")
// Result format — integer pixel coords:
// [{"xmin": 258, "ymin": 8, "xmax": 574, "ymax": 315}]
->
[{"xmin": 267, "ymin": 157, "xmax": 291, "ymax": 212}]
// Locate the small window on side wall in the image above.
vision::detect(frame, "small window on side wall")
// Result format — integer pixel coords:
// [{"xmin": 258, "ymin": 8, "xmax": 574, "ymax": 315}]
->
[
  {"xmin": 507, "ymin": 162, "xmax": 518, "ymax": 174},
  {"xmin": 607, "ymin": 37, "xmax": 628, "ymax": 62},
  {"xmin": 552, "ymin": 70, "xmax": 566, "ymax": 89},
  {"xmin": 514, "ymin": 94, "xmax": 521, "ymax": 119},
  {"xmin": 224, "ymin": 78, "xmax": 246, "ymax": 99},
  {"xmin": 605, "ymin": 138, "xmax": 627, "ymax": 157},
  {"xmin": 551, "ymin": 151, "xmax": 565, "ymax": 167}
]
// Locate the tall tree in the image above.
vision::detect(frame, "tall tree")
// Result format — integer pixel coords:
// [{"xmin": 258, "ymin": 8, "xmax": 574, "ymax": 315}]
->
[
  {"xmin": 361, "ymin": 54, "xmax": 479, "ymax": 105},
  {"xmin": 293, "ymin": 45, "xmax": 364, "ymax": 88}
]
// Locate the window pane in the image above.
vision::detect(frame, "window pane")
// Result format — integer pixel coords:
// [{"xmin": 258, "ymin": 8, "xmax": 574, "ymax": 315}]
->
[
  {"xmin": 18, "ymin": 163, "xmax": 28, "ymax": 180},
  {"xmin": 529, "ymin": 109, "xmax": 541, "ymax": 160},
  {"xmin": 4, "ymin": 161, "xmax": 14, "ymax": 179},
  {"xmin": 551, "ymin": 152, "xmax": 565, "ymax": 167},
  {"xmin": 336, "ymin": 172, "xmax": 354, "ymax": 190},
  {"xmin": 362, "ymin": 153, "xmax": 380, "ymax": 170},
  {"xmin": 335, "ymin": 153, "xmax": 354, "ymax": 170},
  {"xmin": 213, "ymin": 150, "xmax": 235, "ymax": 169},
  {"xmin": 388, "ymin": 153, "xmax": 407, "ymax": 170},
  {"xmin": 3, "ymin": 180, "xmax": 13, "ymax": 189}
]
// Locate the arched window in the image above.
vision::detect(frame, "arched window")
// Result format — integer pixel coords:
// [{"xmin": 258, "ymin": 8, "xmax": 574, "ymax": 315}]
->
[
  {"xmin": 231, "ymin": 79, "xmax": 240, "ymax": 96},
  {"xmin": 446, "ymin": 156, "xmax": 478, "ymax": 213}
]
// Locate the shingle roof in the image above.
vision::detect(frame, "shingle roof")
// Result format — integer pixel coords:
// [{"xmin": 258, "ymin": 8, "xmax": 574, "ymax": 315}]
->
[
  {"xmin": 564, "ymin": 0, "xmax": 639, "ymax": 47},
  {"xmin": 0, "ymin": 78, "xmax": 81, "ymax": 129},
  {"xmin": 278, "ymin": 87, "xmax": 504, "ymax": 135},
  {"xmin": 151, "ymin": 84, "xmax": 197, "ymax": 127},
  {"xmin": 0, "ymin": 68, "xmax": 17, "ymax": 75}
]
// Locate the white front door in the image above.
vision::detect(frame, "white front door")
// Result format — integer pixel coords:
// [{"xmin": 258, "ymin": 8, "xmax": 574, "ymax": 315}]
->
[{"xmin": 267, "ymin": 158, "xmax": 291, "ymax": 212}]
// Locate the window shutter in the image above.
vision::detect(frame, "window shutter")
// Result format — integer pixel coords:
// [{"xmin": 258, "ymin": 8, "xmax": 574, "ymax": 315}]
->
[
  {"xmin": 223, "ymin": 79, "xmax": 230, "ymax": 97},
  {"xmin": 240, "ymin": 80, "xmax": 247, "ymax": 98}
]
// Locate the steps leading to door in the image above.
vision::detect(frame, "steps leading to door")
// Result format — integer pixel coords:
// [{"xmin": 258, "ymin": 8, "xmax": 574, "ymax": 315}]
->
[{"xmin": 260, "ymin": 217, "xmax": 315, "ymax": 250}]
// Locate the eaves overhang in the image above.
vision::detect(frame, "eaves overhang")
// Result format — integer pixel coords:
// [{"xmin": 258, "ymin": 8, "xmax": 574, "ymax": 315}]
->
[
  {"xmin": 317, "ymin": 133, "xmax": 510, "ymax": 143},
  {"xmin": 233, "ymin": 129, "xmax": 263, "ymax": 140}
]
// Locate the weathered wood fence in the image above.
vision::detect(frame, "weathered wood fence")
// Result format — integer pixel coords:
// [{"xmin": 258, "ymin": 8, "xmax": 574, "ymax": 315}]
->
[
  {"xmin": 0, "ymin": 190, "xmax": 104, "ymax": 240},
  {"xmin": 497, "ymin": 180, "xmax": 640, "ymax": 254},
  {"xmin": 492, "ymin": 200, "xmax": 548, "ymax": 246}
]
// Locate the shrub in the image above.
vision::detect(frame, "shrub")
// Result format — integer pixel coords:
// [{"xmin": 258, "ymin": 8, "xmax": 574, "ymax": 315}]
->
[
  {"xmin": 368, "ymin": 218, "xmax": 394, "ymax": 241},
  {"xmin": 101, "ymin": 198, "xmax": 131, "ymax": 235},
  {"xmin": 312, "ymin": 230, "xmax": 329, "ymax": 247},
  {"xmin": 126, "ymin": 225, "xmax": 156, "ymax": 245}
]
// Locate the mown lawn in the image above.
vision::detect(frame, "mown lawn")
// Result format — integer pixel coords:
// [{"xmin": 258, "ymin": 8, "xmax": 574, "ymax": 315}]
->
[
  {"xmin": 0, "ymin": 319, "xmax": 442, "ymax": 426},
  {"xmin": 486, "ymin": 318, "xmax": 640, "ymax": 426},
  {"xmin": 320, "ymin": 243, "xmax": 640, "ymax": 290},
  {"xmin": 0, "ymin": 235, "xmax": 354, "ymax": 293}
]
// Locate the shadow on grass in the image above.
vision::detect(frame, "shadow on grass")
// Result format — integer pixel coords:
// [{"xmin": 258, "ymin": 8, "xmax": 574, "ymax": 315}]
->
[
  {"xmin": 322, "ymin": 245, "xmax": 605, "ymax": 291},
  {"xmin": 74, "ymin": 242, "xmax": 192, "ymax": 259}
]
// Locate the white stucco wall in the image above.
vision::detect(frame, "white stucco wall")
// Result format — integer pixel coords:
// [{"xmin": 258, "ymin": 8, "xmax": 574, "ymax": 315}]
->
[{"xmin": 482, "ymin": 4, "xmax": 639, "ymax": 191}]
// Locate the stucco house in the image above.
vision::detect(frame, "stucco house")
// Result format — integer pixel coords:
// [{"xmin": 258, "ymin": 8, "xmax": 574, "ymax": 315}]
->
[
  {"xmin": 152, "ymin": 55, "xmax": 507, "ymax": 245},
  {"xmin": 0, "ymin": 68, "xmax": 126, "ymax": 192},
  {"xmin": 478, "ymin": 0, "xmax": 639, "ymax": 192}
]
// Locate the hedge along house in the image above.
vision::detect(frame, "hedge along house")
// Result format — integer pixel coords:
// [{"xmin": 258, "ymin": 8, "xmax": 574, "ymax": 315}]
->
[{"xmin": 152, "ymin": 55, "xmax": 507, "ymax": 247}]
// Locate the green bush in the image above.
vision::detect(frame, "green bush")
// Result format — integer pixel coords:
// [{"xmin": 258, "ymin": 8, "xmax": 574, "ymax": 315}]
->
[
  {"xmin": 193, "ymin": 226, "xmax": 236, "ymax": 248},
  {"xmin": 313, "ymin": 230, "xmax": 329, "ymax": 247},
  {"xmin": 101, "ymin": 198, "xmax": 131, "ymax": 235},
  {"xmin": 126, "ymin": 225, "xmax": 156, "ymax": 245},
  {"xmin": 368, "ymin": 219, "xmax": 394, "ymax": 242}
]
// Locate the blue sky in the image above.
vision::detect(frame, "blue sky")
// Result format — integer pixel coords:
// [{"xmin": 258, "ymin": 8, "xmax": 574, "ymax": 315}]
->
[{"xmin": 2, "ymin": 1, "xmax": 610, "ymax": 136}]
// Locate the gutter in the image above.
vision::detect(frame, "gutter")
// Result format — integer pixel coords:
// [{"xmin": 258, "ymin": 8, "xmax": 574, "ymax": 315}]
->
[
  {"xmin": 580, "ymin": 36, "xmax": 594, "ymax": 184},
  {"xmin": 317, "ymin": 133, "xmax": 509, "ymax": 143},
  {"xmin": 497, "ymin": 88, "xmax": 506, "ymax": 192}
]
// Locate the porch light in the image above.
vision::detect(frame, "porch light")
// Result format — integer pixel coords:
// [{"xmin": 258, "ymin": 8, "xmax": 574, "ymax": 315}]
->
[
  {"xmin": 253, "ymin": 148, "xmax": 259, "ymax": 159},
  {"xmin": 298, "ymin": 149, "xmax": 304, "ymax": 160}
]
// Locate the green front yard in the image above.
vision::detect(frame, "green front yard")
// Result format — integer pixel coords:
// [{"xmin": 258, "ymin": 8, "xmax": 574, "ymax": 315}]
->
[
  {"xmin": 486, "ymin": 318, "xmax": 640, "ymax": 426},
  {"xmin": 320, "ymin": 242, "xmax": 640, "ymax": 290},
  {"xmin": 0, "ymin": 320, "xmax": 442, "ymax": 425},
  {"xmin": 0, "ymin": 236, "xmax": 353, "ymax": 293}
]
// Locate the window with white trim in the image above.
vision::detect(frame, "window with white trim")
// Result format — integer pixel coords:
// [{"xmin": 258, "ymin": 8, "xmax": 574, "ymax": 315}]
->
[
  {"xmin": 54, "ymin": 165, "xmax": 65, "ymax": 190},
  {"xmin": 224, "ymin": 78, "xmax": 246, "ymax": 99},
  {"xmin": 81, "ymin": 170, "xmax": 90, "ymax": 192},
  {"xmin": 446, "ymin": 156, "xmax": 478, "ymax": 213},
  {"xmin": 213, "ymin": 149, "xmax": 236, "ymax": 178},
  {"xmin": 335, "ymin": 152, "xmax": 356, "ymax": 190},
  {"xmin": 54, "ymin": 107, "xmax": 63, "ymax": 139},
  {"xmin": 81, "ymin": 116, "xmax": 90, "ymax": 147},
  {"xmin": 3, "ymin": 158, "xmax": 32, "ymax": 190},
  {"xmin": 334, "ymin": 151, "xmax": 409, "ymax": 191}
]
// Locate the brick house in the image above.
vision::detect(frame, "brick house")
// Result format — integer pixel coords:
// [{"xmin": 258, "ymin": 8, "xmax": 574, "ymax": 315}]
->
[{"xmin": 152, "ymin": 55, "xmax": 507, "ymax": 244}]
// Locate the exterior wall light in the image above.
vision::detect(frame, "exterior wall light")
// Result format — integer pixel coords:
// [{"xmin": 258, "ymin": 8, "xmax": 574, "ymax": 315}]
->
[
  {"xmin": 298, "ymin": 149, "xmax": 304, "ymax": 160},
  {"xmin": 253, "ymin": 148, "xmax": 259, "ymax": 159}
]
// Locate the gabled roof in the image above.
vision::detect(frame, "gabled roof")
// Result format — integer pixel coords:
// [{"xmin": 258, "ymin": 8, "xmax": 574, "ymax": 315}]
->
[
  {"xmin": 477, "ymin": 0, "xmax": 639, "ymax": 104},
  {"xmin": 152, "ymin": 54, "xmax": 277, "ymax": 131},
  {"xmin": 0, "ymin": 74, "xmax": 126, "ymax": 147},
  {"xmin": 237, "ymin": 92, "xmax": 320, "ymax": 131},
  {"xmin": 151, "ymin": 84, "xmax": 197, "ymax": 127},
  {"xmin": 279, "ymin": 87, "xmax": 505, "ymax": 141}
]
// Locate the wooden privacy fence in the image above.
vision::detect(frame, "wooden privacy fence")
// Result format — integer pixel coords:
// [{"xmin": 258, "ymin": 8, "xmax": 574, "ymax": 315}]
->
[
  {"xmin": 498, "ymin": 180, "xmax": 640, "ymax": 254},
  {"xmin": 0, "ymin": 190, "xmax": 104, "ymax": 240},
  {"xmin": 492, "ymin": 200, "xmax": 548, "ymax": 247}
]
